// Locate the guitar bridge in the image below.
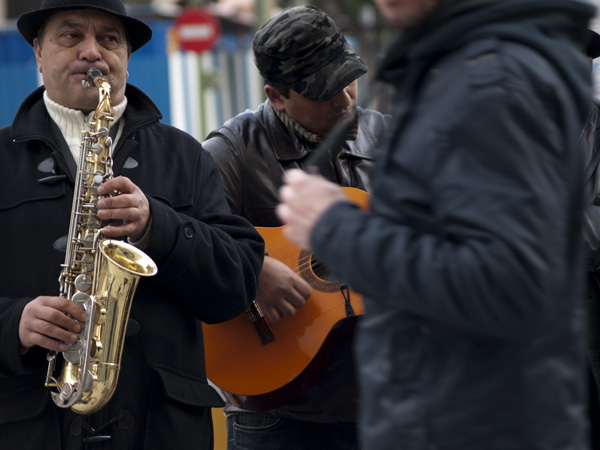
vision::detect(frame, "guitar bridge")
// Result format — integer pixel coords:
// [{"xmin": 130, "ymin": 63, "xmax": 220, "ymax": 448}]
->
[{"xmin": 245, "ymin": 301, "xmax": 275, "ymax": 345}]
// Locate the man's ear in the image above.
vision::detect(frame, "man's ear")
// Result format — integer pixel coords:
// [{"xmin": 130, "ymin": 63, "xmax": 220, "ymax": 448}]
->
[
  {"xmin": 33, "ymin": 38, "xmax": 43, "ymax": 74},
  {"xmin": 265, "ymin": 84, "xmax": 286, "ymax": 112}
]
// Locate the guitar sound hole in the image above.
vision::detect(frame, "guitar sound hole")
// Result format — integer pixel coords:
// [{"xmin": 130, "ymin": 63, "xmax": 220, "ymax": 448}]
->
[
  {"xmin": 311, "ymin": 258, "xmax": 336, "ymax": 282},
  {"xmin": 299, "ymin": 249, "xmax": 341, "ymax": 292}
]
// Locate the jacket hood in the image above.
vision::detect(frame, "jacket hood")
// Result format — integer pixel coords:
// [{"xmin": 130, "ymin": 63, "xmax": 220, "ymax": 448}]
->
[{"xmin": 378, "ymin": 0, "xmax": 595, "ymax": 84}]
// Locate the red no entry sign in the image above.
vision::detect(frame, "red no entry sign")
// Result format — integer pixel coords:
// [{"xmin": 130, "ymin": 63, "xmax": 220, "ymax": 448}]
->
[{"xmin": 175, "ymin": 8, "xmax": 221, "ymax": 53}]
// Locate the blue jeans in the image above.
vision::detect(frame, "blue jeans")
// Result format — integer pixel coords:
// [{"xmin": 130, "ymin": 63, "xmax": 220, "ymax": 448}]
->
[{"xmin": 226, "ymin": 412, "xmax": 359, "ymax": 450}]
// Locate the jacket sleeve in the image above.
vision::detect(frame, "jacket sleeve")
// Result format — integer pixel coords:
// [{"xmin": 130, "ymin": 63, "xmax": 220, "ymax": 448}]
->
[
  {"xmin": 0, "ymin": 297, "xmax": 46, "ymax": 377},
  {"xmin": 202, "ymin": 127, "xmax": 245, "ymax": 216},
  {"xmin": 311, "ymin": 67, "xmax": 584, "ymax": 339},
  {"xmin": 143, "ymin": 144, "xmax": 263, "ymax": 324},
  {"xmin": 584, "ymin": 206, "xmax": 600, "ymax": 271},
  {"xmin": 582, "ymin": 103, "xmax": 600, "ymax": 270}
]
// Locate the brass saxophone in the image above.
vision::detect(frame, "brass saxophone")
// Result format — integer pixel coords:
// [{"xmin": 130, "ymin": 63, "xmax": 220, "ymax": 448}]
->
[{"xmin": 45, "ymin": 69, "xmax": 157, "ymax": 415}]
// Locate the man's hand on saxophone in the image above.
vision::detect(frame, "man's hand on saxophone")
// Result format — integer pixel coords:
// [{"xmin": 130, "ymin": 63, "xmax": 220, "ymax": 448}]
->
[
  {"xmin": 97, "ymin": 176, "xmax": 151, "ymax": 242},
  {"xmin": 18, "ymin": 296, "xmax": 86, "ymax": 353}
]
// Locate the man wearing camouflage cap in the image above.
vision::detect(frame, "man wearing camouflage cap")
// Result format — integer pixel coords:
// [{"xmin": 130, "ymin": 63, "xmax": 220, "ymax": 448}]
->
[{"xmin": 203, "ymin": 5, "xmax": 389, "ymax": 449}]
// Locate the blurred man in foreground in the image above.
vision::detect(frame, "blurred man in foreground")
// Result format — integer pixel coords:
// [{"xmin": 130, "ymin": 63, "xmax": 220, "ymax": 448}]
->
[{"xmin": 277, "ymin": 0, "xmax": 595, "ymax": 448}]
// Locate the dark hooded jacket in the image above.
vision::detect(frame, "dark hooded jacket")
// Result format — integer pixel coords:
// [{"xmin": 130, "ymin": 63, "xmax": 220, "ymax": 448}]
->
[
  {"xmin": 583, "ymin": 101, "xmax": 600, "ymax": 265},
  {"xmin": 309, "ymin": 0, "xmax": 594, "ymax": 448},
  {"xmin": 582, "ymin": 99, "xmax": 600, "ymax": 430},
  {"xmin": 0, "ymin": 84, "xmax": 263, "ymax": 450}
]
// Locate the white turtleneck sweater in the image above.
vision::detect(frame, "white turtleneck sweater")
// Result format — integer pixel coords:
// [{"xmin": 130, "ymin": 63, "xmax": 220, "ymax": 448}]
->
[
  {"xmin": 43, "ymin": 90, "xmax": 127, "ymax": 165},
  {"xmin": 43, "ymin": 91, "xmax": 151, "ymax": 248}
]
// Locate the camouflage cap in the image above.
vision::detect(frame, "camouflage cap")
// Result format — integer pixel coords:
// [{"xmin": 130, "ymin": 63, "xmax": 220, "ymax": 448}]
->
[{"xmin": 252, "ymin": 5, "xmax": 368, "ymax": 102}]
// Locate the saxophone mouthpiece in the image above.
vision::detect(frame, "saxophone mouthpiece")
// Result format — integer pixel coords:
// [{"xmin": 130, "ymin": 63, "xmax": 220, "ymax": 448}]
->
[
  {"xmin": 87, "ymin": 68, "xmax": 104, "ymax": 81},
  {"xmin": 82, "ymin": 69, "xmax": 104, "ymax": 88}
]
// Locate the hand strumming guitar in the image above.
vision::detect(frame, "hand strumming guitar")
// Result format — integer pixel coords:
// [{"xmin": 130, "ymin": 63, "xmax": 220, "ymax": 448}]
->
[{"xmin": 255, "ymin": 256, "xmax": 313, "ymax": 322}]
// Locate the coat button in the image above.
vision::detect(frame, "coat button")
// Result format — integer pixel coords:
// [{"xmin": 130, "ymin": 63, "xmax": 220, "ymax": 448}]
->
[{"xmin": 184, "ymin": 227, "xmax": 193, "ymax": 239}]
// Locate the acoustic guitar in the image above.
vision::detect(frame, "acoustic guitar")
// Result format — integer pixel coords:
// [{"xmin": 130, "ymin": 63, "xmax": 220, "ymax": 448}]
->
[{"xmin": 202, "ymin": 187, "xmax": 369, "ymax": 411}]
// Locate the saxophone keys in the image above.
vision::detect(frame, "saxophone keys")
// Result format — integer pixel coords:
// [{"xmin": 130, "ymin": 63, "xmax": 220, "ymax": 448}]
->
[
  {"xmin": 71, "ymin": 291, "xmax": 90, "ymax": 305},
  {"xmin": 81, "ymin": 370, "xmax": 94, "ymax": 393},
  {"xmin": 74, "ymin": 275, "xmax": 93, "ymax": 292},
  {"xmin": 81, "ymin": 251, "xmax": 96, "ymax": 270},
  {"xmin": 96, "ymin": 127, "xmax": 109, "ymax": 138},
  {"xmin": 57, "ymin": 383, "xmax": 74, "ymax": 402},
  {"xmin": 87, "ymin": 217, "xmax": 101, "ymax": 231},
  {"xmin": 82, "ymin": 234, "xmax": 95, "ymax": 251},
  {"xmin": 63, "ymin": 341, "xmax": 82, "ymax": 364}
]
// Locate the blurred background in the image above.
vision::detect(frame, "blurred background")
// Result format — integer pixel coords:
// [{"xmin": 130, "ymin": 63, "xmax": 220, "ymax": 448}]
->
[
  {"xmin": 0, "ymin": 0, "xmax": 394, "ymax": 139},
  {"xmin": 590, "ymin": 0, "xmax": 600, "ymax": 96},
  {"xmin": 1, "ymin": 0, "xmax": 600, "ymax": 139}
]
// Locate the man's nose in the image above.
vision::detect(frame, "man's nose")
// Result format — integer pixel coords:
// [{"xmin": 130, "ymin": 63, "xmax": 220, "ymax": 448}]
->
[
  {"xmin": 330, "ymin": 86, "xmax": 353, "ymax": 107},
  {"xmin": 78, "ymin": 37, "xmax": 102, "ymax": 62}
]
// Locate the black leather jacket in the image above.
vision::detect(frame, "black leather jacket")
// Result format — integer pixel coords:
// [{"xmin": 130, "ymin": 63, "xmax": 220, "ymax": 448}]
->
[
  {"xmin": 203, "ymin": 100, "xmax": 389, "ymax": 422},
  {"xmin": 203, "ymin": 100, "xmax": 390, "ymax": 227}
]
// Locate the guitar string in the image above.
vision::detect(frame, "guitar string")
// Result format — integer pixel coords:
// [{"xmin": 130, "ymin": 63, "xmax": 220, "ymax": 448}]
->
[{"xmin": 266, "ymin": 241, "xmax": 321, "ymax": 276}]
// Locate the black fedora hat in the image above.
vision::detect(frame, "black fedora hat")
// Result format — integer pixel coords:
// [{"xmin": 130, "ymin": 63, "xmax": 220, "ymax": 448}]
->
[{"xmin": 17, "ymin": 0, "xmax": 152, "ymax": 53}]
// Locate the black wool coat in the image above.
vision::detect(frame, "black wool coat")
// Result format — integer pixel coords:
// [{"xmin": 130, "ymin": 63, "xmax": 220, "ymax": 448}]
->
[{"xmin": 0, "ymin": 84, "xmax": 264, "ymax": 450}]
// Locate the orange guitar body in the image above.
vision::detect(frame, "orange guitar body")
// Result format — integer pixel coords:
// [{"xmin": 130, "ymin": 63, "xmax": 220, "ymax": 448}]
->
[{"xmin": 202, "ymin": 187, "xmax": 369, "ymax": 411}]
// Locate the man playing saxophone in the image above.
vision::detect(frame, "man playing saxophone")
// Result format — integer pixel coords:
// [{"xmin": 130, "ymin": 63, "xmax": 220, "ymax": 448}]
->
[{"xmin": 0, "ymin": 1, "xmax": 264, "ymax": 449}]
